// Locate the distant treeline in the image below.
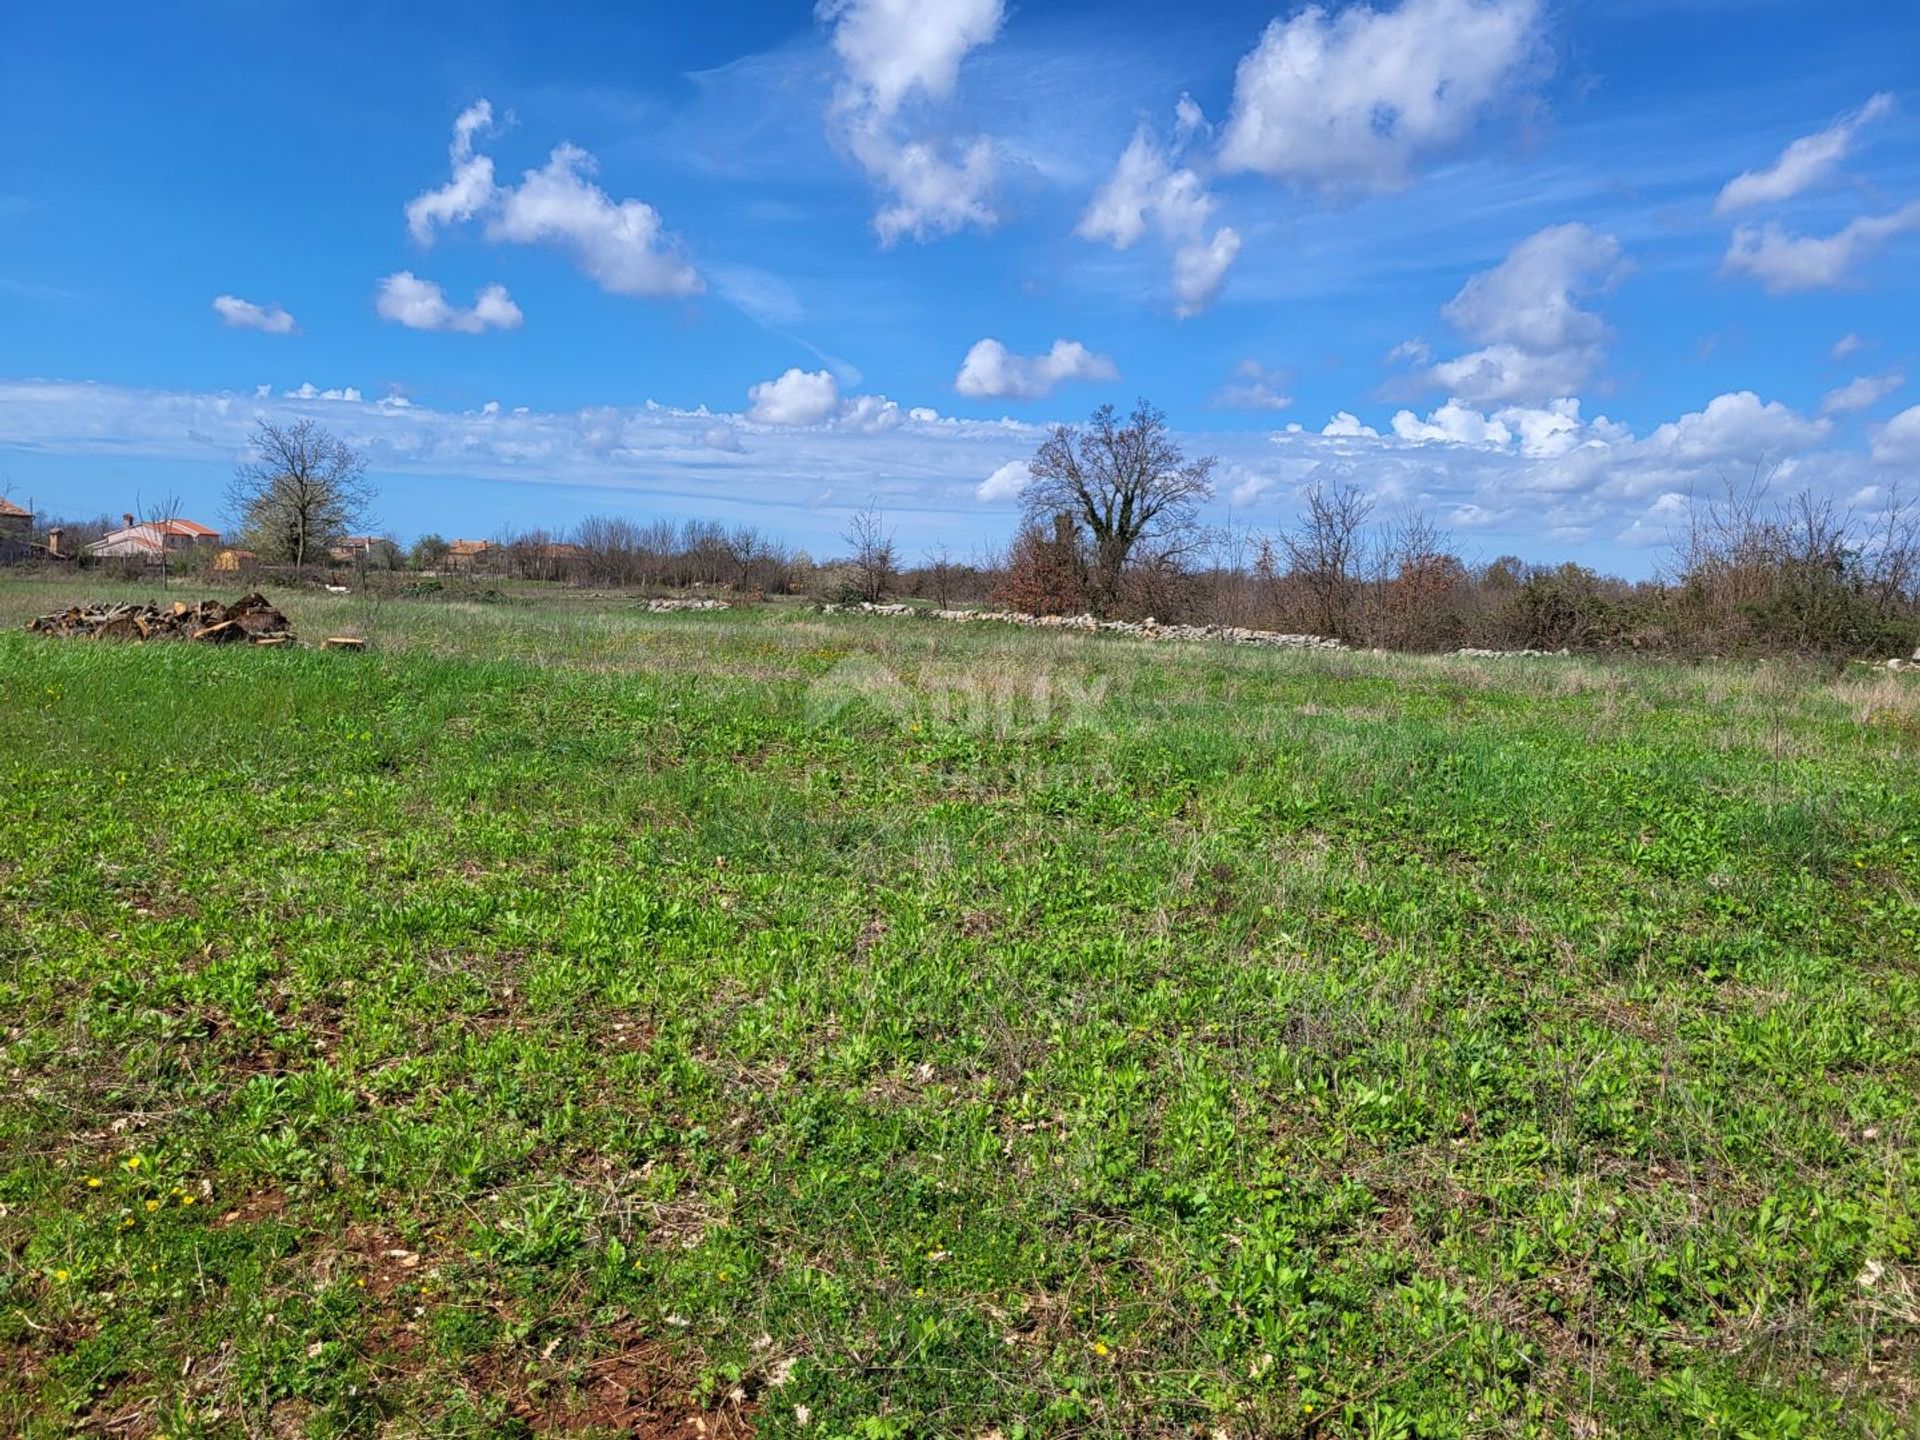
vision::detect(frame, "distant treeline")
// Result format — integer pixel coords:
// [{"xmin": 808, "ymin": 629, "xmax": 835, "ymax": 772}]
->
[{"xmin": 27, "ymin": 478, "xmax": 1920, "ymax": 659}]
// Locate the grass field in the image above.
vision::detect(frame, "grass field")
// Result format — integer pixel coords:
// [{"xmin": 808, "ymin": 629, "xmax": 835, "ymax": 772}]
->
[{"xmin": 3, "ymin": 578, "xmax": 1918, "ymax": 1439}]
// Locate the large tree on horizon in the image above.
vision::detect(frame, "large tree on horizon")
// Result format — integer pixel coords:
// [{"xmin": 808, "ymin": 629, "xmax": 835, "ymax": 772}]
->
[
  {"xmin": 1020, "ymin": 400, "xmax": 1215, "ymax": 617},
  {"xmin": 226, "ymin": 418, "xmax": 374, "ymax": 569}
]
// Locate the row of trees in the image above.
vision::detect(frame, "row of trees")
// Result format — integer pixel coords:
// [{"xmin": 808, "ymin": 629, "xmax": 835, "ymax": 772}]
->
[
  {"xmin": 986, "ymin": 400, "xmax": 1920, "ymax": 655},
  {"xmin": 32, "ymin": 407, "xmax": 1920, "ymax": 657}
]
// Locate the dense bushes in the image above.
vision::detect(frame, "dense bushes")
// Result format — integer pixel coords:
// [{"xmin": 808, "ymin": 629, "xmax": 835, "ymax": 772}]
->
[
  {"xmin": 1670, "ymin": 485, "xmax": 1919, "ymax": 656},
  {"xmin": 1041, "ymin": 479, "xmax": 1919, "ymax": 658}
]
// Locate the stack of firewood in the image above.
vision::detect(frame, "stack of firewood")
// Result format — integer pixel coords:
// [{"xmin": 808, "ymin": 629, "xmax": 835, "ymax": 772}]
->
[{"xmin": 27, "ymin": 592, "xmax": 296, "ymax": 646}]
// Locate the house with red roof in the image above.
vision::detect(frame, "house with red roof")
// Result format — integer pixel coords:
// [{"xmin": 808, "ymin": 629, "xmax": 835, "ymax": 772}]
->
[{"xmin": 85, "ymin": 514, "xmax": 221, "ymax": 561}]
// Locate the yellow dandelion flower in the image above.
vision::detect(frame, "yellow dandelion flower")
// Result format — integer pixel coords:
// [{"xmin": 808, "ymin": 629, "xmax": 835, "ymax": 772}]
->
[
  {"xmin": 145, "ymin": 1199, "xmax": 161, "ymax": 1212},
  {"xmin": 179, "ymin": 1194, "xmax": 196, "ymax": 1207},
  {"xmin": 1092, "ymin": 1341, "xmax": 1110, "ymax": 1357},
  {"xmin": 86, "ymin": 1177, "xmax": 103, "ymax": 1189},
  {"xmin": 124, "ymin": 1156, "xmax": 143, "ymax": 1171},
  {"xmin": 54, "ymin": 1268, "xmax": 71, "ymax": 1282}
]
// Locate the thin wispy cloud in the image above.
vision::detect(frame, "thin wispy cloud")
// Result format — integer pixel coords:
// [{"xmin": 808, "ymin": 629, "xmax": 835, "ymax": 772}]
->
[
  {"xmin": 1714, "ymin": 93, "xmax": 1894, "ymax": 215},
  {"xmin": 1724, "ymin": 200, "xmax": 1920, "ymax": 293},
  {"xmin": 212, "ymin": 295, "xmax": 298, "ymax": 334}
]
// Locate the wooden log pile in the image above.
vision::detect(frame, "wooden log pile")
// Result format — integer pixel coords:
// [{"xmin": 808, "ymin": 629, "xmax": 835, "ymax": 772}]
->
[{"xmin": 28, "ymin": 593, "xmax": 297, "ymax": 646}]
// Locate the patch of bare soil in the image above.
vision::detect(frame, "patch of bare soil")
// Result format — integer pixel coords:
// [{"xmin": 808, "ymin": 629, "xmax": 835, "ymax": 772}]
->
[{"xmin": 488, "ymin": 1321, "xmax": 756, "ymax": 1438}]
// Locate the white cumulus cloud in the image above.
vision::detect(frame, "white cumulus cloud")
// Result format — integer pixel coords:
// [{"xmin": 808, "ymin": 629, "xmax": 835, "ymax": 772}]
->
[
  {"xmin": 375, "ymin": 271, "xmax": 523, "ymax": 333},
  {"xmin": 1218, "ymin": 0, "xmax": 1546, "ymax": 192},
  {"xmin": 1381, "ymin": 397, "xmax": 1619, "ymax": 460},
  {"xmin": 823, "ymin": 0, "xmax": 1003, "ymax": 114},
  {"xmin": 1170, "ymin": 226, "xmax": 1242, "ymax": 319},
  {"xmin": 820, "ymin": 0, "xmax": 1006, "ymax": 244},
  {"xmin": 406, "ymin": 102, "xmax": 700, "ymax": 300},
  {"xmin": 1078, "ymin": 113, "xmax": 1241, "ymax": 316},
  {"xmin": 747, "ymin": 367, "xmax": 843, "ymax": 426},
  {"xmin": 1391, "ymin": 401, "xmax": 1513, "ymax": 447},
  {"xmin": 1638, "ymin": 390, "xmax": 1829, "ymax": 465},
  {"xmin": 1724, "ymin": 201, "xmax": 1920, "ymax": 293},
  {"xmin": 1715, "ymin": 93, "xmax": 1895, "ymax": 215},
  {"xmin": 954, "ymin": 338, "xmax": 1118, "ymax": 400},
  {"xmin": 1423, "ymin": 223, "xmax": 1624, "ymax": 404},
  {"xmin": 212, "ymin": 295, "xmax": 298, "ymax": 334},
  {"xmin": 1322, "ymin": 411, "xmax": 1380, "ymax": 438},
  {"xmin": 407, "ymin": 100, "xmax": 500, "ymax": 244},
  {"xmin": 1871, "ymin": 405, "xmax": 1920, "ymax": 466},
  {"xmin": 488, "ymin": 144, "xmax": 701, "ymax": 299},
  {"xmin": 977, "ymin": 459, "xmax": 1028, "ymax": 502}
]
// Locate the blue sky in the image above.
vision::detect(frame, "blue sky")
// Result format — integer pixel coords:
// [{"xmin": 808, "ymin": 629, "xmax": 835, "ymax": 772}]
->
[{"xmin": 3, "ymin": 0, "xmax": 1918, "ymax": 573}]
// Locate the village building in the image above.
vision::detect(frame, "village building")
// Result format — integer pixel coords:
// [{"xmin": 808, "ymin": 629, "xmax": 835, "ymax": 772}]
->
[
  {"xmin": 444, "ymin": 538, "xmax": 493, "ymax": 572},
  {"xmin": 328, "ymin": 534, "xmax": 382, "ymax": 563},
  {"xmin": 85, "ymin": 514, "xmax": 221, "ymax": 561}
]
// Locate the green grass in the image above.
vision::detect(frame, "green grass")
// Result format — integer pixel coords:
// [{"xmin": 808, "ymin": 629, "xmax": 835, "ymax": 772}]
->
[{"xmin": 3, "ymin": 578, "xmax": 1918, "ymax": 1438}]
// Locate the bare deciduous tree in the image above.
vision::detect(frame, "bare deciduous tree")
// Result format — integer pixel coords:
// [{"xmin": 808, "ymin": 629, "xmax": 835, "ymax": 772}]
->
[
  {"xmin": 844, "ymin": 503, "xmax": 897, "ymax": 603},
  {"xmin": 1282, "ymin": 481, "xmax": 1375, "ymax": 640},
  {"xmin": 1022, "ymin": 400, "xmax": 1215, "ymax": 617},
  {"xmin": 226, "ymin": 419, "xmax": 373, "ymax": 570},
  {"xmin": 1375, "ymin": 508, "xmax": 1466, "ymax": 650},
  {"xmin": 922, "ymin": 544, "xmax": 958, "ymax": 609},
  {"xmin": 138, "ymin": 490, "xmax": 185, "ymax": 588},
  {"xmin": 720, "ymin": 525, "xmax": 767, "ymax": 591}
]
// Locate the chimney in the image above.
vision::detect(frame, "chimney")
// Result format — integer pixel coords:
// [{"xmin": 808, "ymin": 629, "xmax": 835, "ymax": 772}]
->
[
  {"xmin": 123, "ymin": 512, "xmax": 135, "ymax": 528},
  {"xmin": 47, "ymin": 528, "xmax": 63, "ymax": 559}
]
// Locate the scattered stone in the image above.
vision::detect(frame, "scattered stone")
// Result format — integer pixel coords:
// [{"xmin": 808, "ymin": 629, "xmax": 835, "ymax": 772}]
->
[
  {"xmin": 320, "ymin": 636, "xmax": 368, "ymax": 651},
  {"xmin": 28, "ymin": 593, "xmax": 296, "ymax": 646},
  {"xmin": 644, "ymin": 597, "xmax": 730, "ymax": 613},
  {"xmin": 821, "ymin": 601, "xmax": 1346, "ymax": 651},
  {"xmin": 1453, "ymin": 647, "xmax": 1573, "ymax": 658}
]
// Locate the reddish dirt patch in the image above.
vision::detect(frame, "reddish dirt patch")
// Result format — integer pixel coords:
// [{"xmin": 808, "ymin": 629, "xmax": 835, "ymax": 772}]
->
[
  {"xmin": 597, "ymin": 1012, "xmax": 657, "ymax": 1054},
  {"xmin": 958, "ymin": 909, "xmax": 997, "ymax": 938},
  {"xmin": 853, "ymin": 915, "xmax": 888, "ymax": 959},
  {"xmin": 502, "ymin": 1325, "xmax": 756, "ymax": 1438},
  {"xmin": 214, "ymin": 1189, "xmax": 291, "ymax": 1228},
  {"xmin": 334, "ymin": 1222, "xmax": 433, "ymax": 1303}
]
